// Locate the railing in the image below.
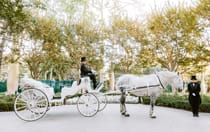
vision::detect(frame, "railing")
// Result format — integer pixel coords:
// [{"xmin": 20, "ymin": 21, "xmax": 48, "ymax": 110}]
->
[
  {"xmin": 0, "ymin": 80, "xmax": 75, "ymax": 93},
  {"xmin": 0, "ymin": 82, "xmax": 6, "ymax": 92},
  {"xmin": 39, "ymin": 80, "xmax": 75, "ymax": 93}
]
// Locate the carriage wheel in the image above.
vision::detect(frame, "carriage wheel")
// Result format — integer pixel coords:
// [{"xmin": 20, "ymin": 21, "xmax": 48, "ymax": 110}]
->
[
  {"xmin": 14, "ymin": 88, "xmax": 49, "ymax": 121},
  {"xmin": 77, "ymin": 93, "xmax": 99, "ymax": 117},
  {"xmin": 95, "ymin": 93, "xmax": 107, "ymax": 112}
]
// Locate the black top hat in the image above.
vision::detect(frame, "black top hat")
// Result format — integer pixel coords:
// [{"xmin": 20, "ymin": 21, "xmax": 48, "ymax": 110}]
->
[
  {"xmin": 191, "ymin": 75, "xmax": 197, "ymax": 80},
  {"xmin": 81, "ymin": 57, "xmax": 86, "ymax": 62}
]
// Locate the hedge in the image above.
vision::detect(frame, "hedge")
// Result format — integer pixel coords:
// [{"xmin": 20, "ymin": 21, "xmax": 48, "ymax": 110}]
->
[
  {"xmin": 142, "ymin": 93, "xmax": 210, "ymax": 113},
  {"xmin": 0, "ymin": 93, "xmax": 210, "ymax": 112},
  {"xmin": 0, "ymin": 93, "xmax": 15, "ymax": 112}
]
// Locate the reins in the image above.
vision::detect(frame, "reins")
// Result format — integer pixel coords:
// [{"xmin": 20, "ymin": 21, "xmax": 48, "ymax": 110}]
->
[{"xmin": 155, "ymin": 73, "xmax": 165, "ymax": 89}]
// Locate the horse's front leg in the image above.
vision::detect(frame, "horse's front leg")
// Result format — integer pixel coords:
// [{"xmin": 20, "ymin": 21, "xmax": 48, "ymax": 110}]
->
[
  {"xmin": 120, "ymin": 88, "xmax": 130, "ymax": 117},
  {"xmin": 149, "ymin": 93, "xmax": 157, "ymax": 118}
]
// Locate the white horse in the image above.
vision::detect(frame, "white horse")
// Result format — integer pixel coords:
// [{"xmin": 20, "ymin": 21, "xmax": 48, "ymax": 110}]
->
[{"xmin": 116, "ymin": 71, "xmax": 183, "ymax": 118}]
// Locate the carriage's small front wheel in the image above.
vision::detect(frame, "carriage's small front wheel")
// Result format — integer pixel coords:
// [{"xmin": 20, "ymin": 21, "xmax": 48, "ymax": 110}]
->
[
  {"xmin": 14, "ymin": 88, "xmax": 49, "ymax": 121},
  {"xmin": 77, "ymin": 93, "xmax": 99, "ymax": 117},
  {"xmin": 94, "ymin": 93, "xmax": 107, "ymax": 112}
]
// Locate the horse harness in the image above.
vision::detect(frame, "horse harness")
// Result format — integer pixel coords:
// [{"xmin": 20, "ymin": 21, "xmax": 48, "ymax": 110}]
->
[
  {"xmin": 126, "ymin": 73, "xmax": 165, "ymax": 91},
  {"xmin": 155, "ymin": 73, "xmax": 165, "ymax": 89}
]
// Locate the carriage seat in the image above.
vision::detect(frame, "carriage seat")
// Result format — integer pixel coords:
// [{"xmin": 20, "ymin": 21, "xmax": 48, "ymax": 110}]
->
[
  {"xmin": 61, "ymin": 76, "xmax": 92, "ymax": 98},
  {"xmin": 76, "ymin": 76, "xmax": 92, "ymax": 86}
]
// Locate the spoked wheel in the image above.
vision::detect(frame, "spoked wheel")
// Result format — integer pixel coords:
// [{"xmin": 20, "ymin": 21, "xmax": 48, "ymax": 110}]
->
[
  {"xmin": 95, "ymin": 93, "xmax": 107, "ymax": 112},
  {"xmin": 77, "ymin": 93, "xmax": 99, "ymax": 117},
  {"xmin": 14, "ymin": 88, "xmax": 49, "ymax": 121}
]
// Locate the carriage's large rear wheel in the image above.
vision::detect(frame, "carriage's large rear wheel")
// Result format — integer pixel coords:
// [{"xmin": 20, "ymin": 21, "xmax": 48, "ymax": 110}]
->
[
  {"xmin": 77, "ymin": 93, "xmax": 99, "ymax": 117},
  {"xmin": 14, "ymin": 88, "xmax": 49, "ymax": 121}
]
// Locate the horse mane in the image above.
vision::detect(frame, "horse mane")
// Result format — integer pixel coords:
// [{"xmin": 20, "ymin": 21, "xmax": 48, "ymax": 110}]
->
[{"xmin": 156, "ymin": 71, "xmax": 177, "ymax": 78}]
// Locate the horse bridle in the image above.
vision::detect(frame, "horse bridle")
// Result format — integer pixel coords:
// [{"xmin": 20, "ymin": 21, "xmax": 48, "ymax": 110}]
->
[{"xmin": 155, "ymin": 73, "xmax": 165, "ymax": 89}]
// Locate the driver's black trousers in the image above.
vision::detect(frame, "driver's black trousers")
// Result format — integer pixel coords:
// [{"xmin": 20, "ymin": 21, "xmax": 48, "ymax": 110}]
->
[{"xmin": 89, "ymin": 74, "xmax": 97, "ymax": 89}]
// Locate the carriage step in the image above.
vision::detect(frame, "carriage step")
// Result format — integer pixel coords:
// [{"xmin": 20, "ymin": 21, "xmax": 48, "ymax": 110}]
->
[{"xmin": 53, "ymin": 96, "xmax": 62, "ymax": 99}]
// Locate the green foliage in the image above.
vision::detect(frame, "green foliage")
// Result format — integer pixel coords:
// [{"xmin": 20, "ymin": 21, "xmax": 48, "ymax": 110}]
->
[
  {"xmin": 0, "ymin": 0, "xmax": 29, "ymax": 34},
  {"xmin": 62, "ymin": 23, "xmax": 102, "ymax": 71},
  {"xmin": 0, "ymin": 0, "xmax": 209, "ymax": 82},
  {"xmin": 146, "ymin": 5, "xmax": 209, "ymax": 73},
  {"xmin": 196, "ymin": 0, "xmax": 210, "ymax": 19},
  {"xmin": 24, "ymin": 16, "xmax": 65, "ymax": 79},
  {"xmin": 0, "ymin": 94, "xmax": 15, "ymax": 112},
  {"xmin": 20, "ymin": 0, "xmax": 103, "ymax": 80},
  {"xmin": 0, "ymin": 102, "xmax": 14, "ymax": 112},
  {"xmin": 109, "ymin": 17, "xmax": 146, "ymax": 74},
  {"xmin": 1, "ymin": 93, "xmax": 210, "ymax": 112}
]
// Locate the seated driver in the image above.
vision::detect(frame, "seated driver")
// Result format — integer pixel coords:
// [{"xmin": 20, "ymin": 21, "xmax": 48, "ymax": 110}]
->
[{"xmin": 80, "ymin": 57, "xmax": 97, "ymax": 89}]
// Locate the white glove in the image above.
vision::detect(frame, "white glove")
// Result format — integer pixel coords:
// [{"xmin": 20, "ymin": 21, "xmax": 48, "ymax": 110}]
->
[
  {"xmin": 91, "ymin": 69, "xmax": 97, "ymax": 75},
  {"xmin": 192, "ymin": 93, "xmax": 196, "ymax": 96}
]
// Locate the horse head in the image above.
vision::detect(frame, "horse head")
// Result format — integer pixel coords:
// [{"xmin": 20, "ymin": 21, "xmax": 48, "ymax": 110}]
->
[
  {"xmin": 171, "ymin": 72, "xmax": 183, "ymax": 91},
  {"xmin": 158, "ymin": 71, "xmax": 183, "ymax": 91}
]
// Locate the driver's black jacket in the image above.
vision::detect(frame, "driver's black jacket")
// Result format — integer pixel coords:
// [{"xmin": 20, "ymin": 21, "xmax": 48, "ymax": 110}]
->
[{"xmin": 80, "ymin": 63, "xmax": 92, "ymax": 77}]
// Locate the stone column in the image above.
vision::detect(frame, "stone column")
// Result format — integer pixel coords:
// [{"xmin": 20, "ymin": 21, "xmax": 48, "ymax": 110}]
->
[
  {"xmin": 201, "ymin": 72, "xmax": 207, "ymax": 94},
  {"xmin": 99, "ymin": 69, "xmax": 104, "ymax": 83},
  {"xmin": 6, "ymin": 63, "xmax": 19, "ymax": 94}
]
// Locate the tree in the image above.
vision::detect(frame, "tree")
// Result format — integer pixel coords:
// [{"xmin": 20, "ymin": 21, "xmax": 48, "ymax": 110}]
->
[
  {"xmin": 195, "ymin": 0, "xmax": 210, "ymax": 60},
  {"xmin": 24, "ymin": 50, "xmax": 43, "ymax": 79},
  {"xmin": 63, "ymin": 22, "xmax": 102, "ymax": 71},
  {"xmin": 60, "ymin": 0, "xmax": 104, "ymax": 74},
  {"xmin": 25, "ymin": 16, "xmax": 66, "ymax": 79},
  {"xmin": 0, "ymin": 0, "xmax": 29, "ymax": 72},
  {"xmin": 107, "ymin": 16, "xmax": 153, "ymax": 74},
  {"xmin": 196, "ymin": 0, "xmax": 210, "ymax": 20},
  {"xmin": 0, "ymin": 0, "xmax": 46, "ymax": 73},
  {"xmin": 146, "ymin": 5, "xmax": 210, "ymax": 73}
]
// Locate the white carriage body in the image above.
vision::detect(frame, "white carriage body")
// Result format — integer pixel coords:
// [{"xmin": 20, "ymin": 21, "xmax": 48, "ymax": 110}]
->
[
  {"xmin": 20, "ymin": 77, "xmax": 54, "ymax": 100},
  {"xmin": 20, "ymin": 76, "xmax": 104, "ymax": 100},
  {"xmin": 15, "ymin": 77, "xmax": 107, "ymax": 121}
]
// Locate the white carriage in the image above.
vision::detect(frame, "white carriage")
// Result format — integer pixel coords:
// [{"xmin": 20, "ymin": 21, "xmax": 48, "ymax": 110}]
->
[{"xmin": 14, "ymin": 76, "xmax": 107, "ymax": 121}]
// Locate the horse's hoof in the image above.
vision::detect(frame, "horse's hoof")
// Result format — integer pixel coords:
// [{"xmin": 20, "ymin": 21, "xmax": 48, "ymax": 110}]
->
[
  {"xmin": 124, "ymin": 113, "xmax": 130, "ymax": 117},
  {"xmin": 63, "ymin": 98, "xmax": 67, "ymax": 105},
  {"xmin": 151, "ymin": 116, "xmax": 156, "ymax": 119},
  {"xmin": 122, "ymin": 112, "xmax": 130, "ymax": 117}
]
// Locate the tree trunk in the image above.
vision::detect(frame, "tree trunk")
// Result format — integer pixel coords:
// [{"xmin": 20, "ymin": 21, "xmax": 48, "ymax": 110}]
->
[
  {"xmin": 0, "ymin": 36, "xmax": 6, "ymax": 75},
  {"xmin": 109, "ymin": 71, "xmax": 115, "ymax": 91},
  {"xmin": 201, "ymin": 72, "xmax": 207, "ymax": 94},
  {"xmin": 50, "ymin": 68, "xmax": 53, "ymax": 80}
]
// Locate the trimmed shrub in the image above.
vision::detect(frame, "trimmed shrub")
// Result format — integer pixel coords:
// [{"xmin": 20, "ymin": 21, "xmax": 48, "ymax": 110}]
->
[
  {"xmin": 0, "ymin": 102, "xmax": 14, "ymax": 112},
  {"xmin": 0, "ymin": 94, "xmax": 15, "ymax": 112},
  {"xmin": 142, "ymin": 93, "xmax": 210, "ymax": 113},
  {"xmin": 0, "ymin": 93, "xmax": 210, "ymax": 112}
]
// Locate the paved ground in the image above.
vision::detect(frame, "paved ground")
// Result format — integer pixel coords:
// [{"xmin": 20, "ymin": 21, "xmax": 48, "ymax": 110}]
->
[{"xmin": 0, "ymin": 104, "xmax": 210, "ymax": 132}]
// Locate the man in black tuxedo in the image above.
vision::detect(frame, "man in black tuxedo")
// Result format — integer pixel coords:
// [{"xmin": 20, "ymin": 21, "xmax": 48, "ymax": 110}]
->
[
  {"xmin": 80, "ymin": 57, "xmax": 97, "ymax": 89},
  {"xmin": 188, "ymin": 75, "xmax": 201, "ymax": 117}
]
